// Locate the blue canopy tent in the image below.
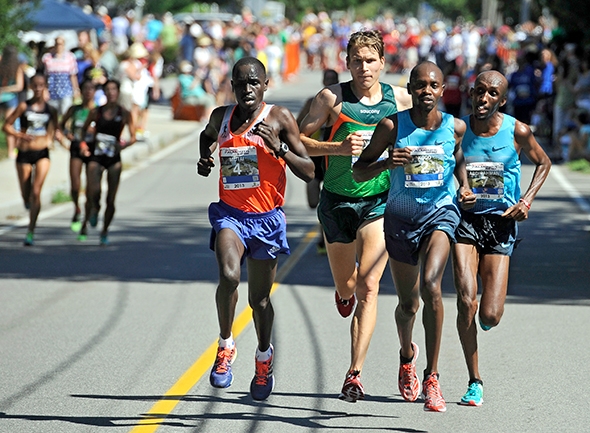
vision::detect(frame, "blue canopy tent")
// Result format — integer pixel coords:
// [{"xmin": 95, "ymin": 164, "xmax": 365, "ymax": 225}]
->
[{"xmin": 29, "ymin": 0, "xmax": 105, "ymax": 31}]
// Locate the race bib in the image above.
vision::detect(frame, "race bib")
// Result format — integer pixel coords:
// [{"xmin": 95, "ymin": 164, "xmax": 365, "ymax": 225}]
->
[
  {"xmin": 94, "ymin": 132, "xmax": 117, "ymax": 157},
  {"xmin": 25, "ymin": 112, "xmax": 50, "ymax": 136},
  {"xmin": 404, "ymin": 146, "xmax": 445, "ymax": 188},
  {"xmin": 351, "ymin": 130, "xmax": 389, "ymax": 167},
  {"xmin": 467, "ymin": 162, "xmax": 504, "ymax": 199},
  {"xmin": 221, "ymin": 146, "xmax": 260, "ymax": 190}
]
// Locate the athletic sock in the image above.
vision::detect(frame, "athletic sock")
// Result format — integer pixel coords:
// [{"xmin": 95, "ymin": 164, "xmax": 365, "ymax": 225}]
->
[
  {"xmin": 219, "ymin": 334, "xmax": 235, "ymax": 349},
  {"xmin": 256, "ymin": 346, "xmax": 273, "ymax": 362}
]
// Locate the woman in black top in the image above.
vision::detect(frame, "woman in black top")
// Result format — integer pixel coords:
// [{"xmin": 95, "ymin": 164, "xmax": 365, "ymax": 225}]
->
[
  {"xmin": 79, "ymin": 79, "xmax": 136, "ymax": 245},
  {"xmin": 2, "ymin": 74, "xmax": 58, "ymax": 246}
]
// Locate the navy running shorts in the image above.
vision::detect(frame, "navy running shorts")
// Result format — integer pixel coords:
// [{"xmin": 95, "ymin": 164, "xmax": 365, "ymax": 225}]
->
[
  {"xmin": 384, "ymin": 204, "xmax": 460, "ymax": 266},
  {"xmin": 317, "ymin": 189, "xmax": 388, "ymax": 244},
  {"xmin": 209, "ymin": 200, "xmax": 290, "ymax": 262},
  {"xmin": 456, "ymin": 211, "xmax": 518, "ymax": 256}
]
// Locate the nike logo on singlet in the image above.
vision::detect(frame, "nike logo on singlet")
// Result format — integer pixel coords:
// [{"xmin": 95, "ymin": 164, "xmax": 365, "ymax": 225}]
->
[{"xmin": 492, "ymin": 145, "xmax": 508, "ymax": 152}]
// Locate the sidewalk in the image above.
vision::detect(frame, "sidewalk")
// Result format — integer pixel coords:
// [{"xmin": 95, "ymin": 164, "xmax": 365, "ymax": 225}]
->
[{"xmin": 0, "ymin": 103, "xmax": 201, "ymax": 226}]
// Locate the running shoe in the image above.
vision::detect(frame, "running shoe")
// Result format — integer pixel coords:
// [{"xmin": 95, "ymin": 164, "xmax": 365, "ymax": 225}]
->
[
  {"xmin": 99, "ymin": 234, "xmax": 110, "ymax": 246},
  {"xmin": 316, "ymin": 240, "xmax": 327, "ymax": 255},
  {"xmin": 250, "ymin": 345, "xmax": 275, "ymax": 401},
  {"xmin": 335, "ymin": 291, "xmax": 356, "ymax": 318},
  {"xmin": 78, "ymin": 226, "xmax": 88, "ymax": 242},
  {"xmin": 398, "ymin": 342, "xmax": 420, "ymax": 402},
  {"xmin": 479, "ymin": 317, "xmax": 492, "ymax": 331},
  {"xmin": 338, "ymin": 369, "xmax": 365, "ymax": 403},
  {"xmin": 460, "ymin": 381, "xmax": 484, "ymax": 406},
  {"xmin": 23, "ymin": 232, "xmax": 34, "ymax": 246},
  {"xmin": 71, "ymin": 221, "xmax": 82, "ymax": 233},
  {"xmin": 422, "ymin": 373, "xmax": 446, "ymax": 412},
  {"xmin": 209, "ymin": 345, "xmax": 237, "ymax": 388}
]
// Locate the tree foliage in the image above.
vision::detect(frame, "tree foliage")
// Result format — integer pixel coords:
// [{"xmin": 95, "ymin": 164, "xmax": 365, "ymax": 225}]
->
[{"xmin": 0, "ymin": 0, "xmax": 39, "ymax": 51}]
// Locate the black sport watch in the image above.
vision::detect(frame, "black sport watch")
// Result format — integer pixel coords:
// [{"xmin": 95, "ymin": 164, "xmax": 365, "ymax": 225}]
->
[{"xmin": 276, "ymin": 141, "xmax": 289, "ymax": 158}]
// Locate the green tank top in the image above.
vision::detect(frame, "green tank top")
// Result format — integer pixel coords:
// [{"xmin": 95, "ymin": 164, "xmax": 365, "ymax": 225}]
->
[
  {"xmin": 71, "ymin": 105, "xmax": 90, "ymax": 141},
  {"xmin": 323, "ymin": 81, "xmax": 398, "ymax": 198}
]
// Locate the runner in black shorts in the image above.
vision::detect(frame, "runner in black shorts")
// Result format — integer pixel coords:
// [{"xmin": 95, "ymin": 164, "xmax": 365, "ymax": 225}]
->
[
  {"xmin": 3, "ymin": 74, "xmax": 58, "ymax": 246},
  {"xmin": 59, "ymin": 80, "xmax": 96, "ymax": 232},
  {"xmin": 452, "ymin": 70, "xmax": 551, "ymax": 407},
  {"xmin": 296, "ymin": 69, "xmax": 339, "ymax": 254},
  {"xmin": 78, "ymin": 79, "xmax": 136, "ymax": 245}
]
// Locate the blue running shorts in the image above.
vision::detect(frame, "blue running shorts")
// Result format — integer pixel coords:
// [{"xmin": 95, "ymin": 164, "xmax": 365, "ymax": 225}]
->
[
  {"xmin": 456, "ymin": 211, "xmax": 518, "ymax": 256},
  {"xmin": 209, "ymin": 201, "xmax": 290, "ymax": 262},
  {"xmin": 384, "ymin": 204, "xmax": 460, "ymax": 266}
]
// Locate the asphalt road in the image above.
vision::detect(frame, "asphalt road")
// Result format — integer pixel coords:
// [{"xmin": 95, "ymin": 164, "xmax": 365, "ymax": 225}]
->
[{"xmin": 0, "ymin": 69, "xmax": 589, "ymax": 433}]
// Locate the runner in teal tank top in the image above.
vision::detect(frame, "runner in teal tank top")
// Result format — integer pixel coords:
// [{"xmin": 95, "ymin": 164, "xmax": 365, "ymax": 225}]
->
[
  {"xmin": 452, "ymin": 71, "xmax": 551, "ymax": 408},
  {"xmin": 353, "ymin": 61, "xmax": 475, "ymax": 412},
  {"xmin": 299, "ymin": 30, "xmax": 413, "ymax": 403}
]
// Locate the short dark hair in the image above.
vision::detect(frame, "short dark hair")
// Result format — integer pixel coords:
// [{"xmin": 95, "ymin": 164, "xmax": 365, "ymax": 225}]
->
[{"xmin": 232, "ymin": 57, "xmax": 266, "ymax": 79}]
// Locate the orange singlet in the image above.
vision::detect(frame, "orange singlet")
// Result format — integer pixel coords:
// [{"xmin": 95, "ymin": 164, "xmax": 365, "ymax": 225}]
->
[{"xmin": 217, "ymin": 103, "xmax": 287, "ymax": 213}]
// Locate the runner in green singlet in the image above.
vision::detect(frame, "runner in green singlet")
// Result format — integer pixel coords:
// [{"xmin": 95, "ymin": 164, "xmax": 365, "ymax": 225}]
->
[{"xmin": 299, "ymin": 30, "xmax": 412, "ymax": 402}]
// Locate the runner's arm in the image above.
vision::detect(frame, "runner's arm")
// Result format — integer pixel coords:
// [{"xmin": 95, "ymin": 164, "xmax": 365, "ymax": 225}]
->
[
  {"xmin": 257, "ymin": 106, "xmax": 315, "ymax": 182},
  {"xmin": 453, "ymin": 118, "xmax": 476, "ymax": 209},
  {"xmin": 353, "ymin": 115, "xmax": 408, "ymax": 182},
  {"xmin": 392, "ymin": 84, "xmax": 413, "ymax": 111},
  {"xmin": 503, "ymin": 120, "xmax": 552, "ymax": 219},
  {"xmin": 197, "ymin": 106, "xmax": 224, "ymax": 177},
  {"xmin": 299, "ymin": 86, "xmax": 363, "ymax": 157}
]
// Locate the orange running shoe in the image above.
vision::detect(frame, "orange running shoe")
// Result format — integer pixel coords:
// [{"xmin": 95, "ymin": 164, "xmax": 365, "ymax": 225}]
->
[
  {"xmin": 422, "ymin": 372, "xmax": 446, "ymax": 412},
  {"xmin": 398, "ymin": 342, "xmax": 420, "ymax": 402}
]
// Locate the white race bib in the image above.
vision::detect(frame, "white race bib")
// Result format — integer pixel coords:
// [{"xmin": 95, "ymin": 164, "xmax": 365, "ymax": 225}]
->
[
  {"xmin": 404, "ymin": 146, "xmax": 445, "ymax": 188},
  {"xmin": 221, "ymin": 146, "xmax": 260, "ymax": 190},
  {"xmin": 467, "ymin": 162, "xmax": 504, "ymax": 199}
]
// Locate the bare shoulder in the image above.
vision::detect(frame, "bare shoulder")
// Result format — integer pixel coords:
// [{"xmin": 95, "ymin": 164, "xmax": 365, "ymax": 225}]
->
[
  {"xmin": 514, "ymin": 118, "xmax": 533, "ymax": 139},
  {"xmin": 390, "ymin": 84, "xmax": 412, "ymax": 111},
  {"xmin": 454, "ymin": 116, "xmax": 467, "ymax": 136}
]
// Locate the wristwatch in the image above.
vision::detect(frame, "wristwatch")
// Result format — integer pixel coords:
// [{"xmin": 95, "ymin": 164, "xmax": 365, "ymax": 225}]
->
[{"xmin": 276, "ymin": 141, "xmax": 289, "ymax": 158}]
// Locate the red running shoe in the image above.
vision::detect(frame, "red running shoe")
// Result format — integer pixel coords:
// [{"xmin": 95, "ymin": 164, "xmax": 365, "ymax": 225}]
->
[
  {"xmin": 338, "ymin": 369, "xmax": 365, "ymax": 403},
  {"xmin": 335, "ymin": 291, "xmax": 356, "ymax": 318}
]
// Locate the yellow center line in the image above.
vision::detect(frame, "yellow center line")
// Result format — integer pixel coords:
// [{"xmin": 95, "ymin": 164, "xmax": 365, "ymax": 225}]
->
[{"xmin": 129, "ymin": 226, "xmax": 320, "ymax": 432}]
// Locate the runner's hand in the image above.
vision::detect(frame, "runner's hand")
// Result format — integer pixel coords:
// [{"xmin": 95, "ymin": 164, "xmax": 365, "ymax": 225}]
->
[
  {"xmin": 458, "ymin": 187, "xmax": 476, "ymax": 210},
  {"xmin": 341, "ymin": 131, "xmax": 365, "ymax": 156},
  {"xmin": 253, "ymin": 120, "xmax": 281, "ymax": 155},
  {"xmin": 502, "ymin": 202, "xmax": 528, "ymax": 221},
  {"xmin": 197, "ymin": 156, "xmax": 215, "ymax": 177},
  {"xmin": 388, "ymin": 147, "xmax": 412, "ymax": 169}
]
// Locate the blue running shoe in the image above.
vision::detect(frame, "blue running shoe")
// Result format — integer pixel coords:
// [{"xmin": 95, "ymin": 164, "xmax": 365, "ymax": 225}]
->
[
  {"xmin": 250, "ymin": 345, "xmax": 274, "ymax": 401},
  {"xmin": 479, "ymin": 317, "xmax": 492, "ymax": 331},
  {"xmin": 210, "ymin": 346, "xmax": 237, "ymax": 388},
  {"xmin": 99, "ymin": 234, "xmax": 110, "ymax": 246},
  {"xmin": 460, "ymin": 381, "xmax": 484, "ymax": 406}
]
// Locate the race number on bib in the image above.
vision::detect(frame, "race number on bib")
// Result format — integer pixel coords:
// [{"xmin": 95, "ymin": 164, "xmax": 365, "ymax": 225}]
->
[
  {"xmin": 25, "ymin": 112, "xmax": 50, "ymax": 136},
  {"xmin": 404, "ymin": 146, "xmax": 444, "ymax": 188},
  {"xmin": 351, "ymin": 130, "xmax": 389, "ymax": 167},
  {"xmin": 94, "ymin": 133, "xmax": 117, "ymax": 157},
  {"xmin": 221, "ymin": 146, "xmax": 260, "ymax": 190},
  {"xmin": 467, "ymin": 162, "xmax": 504, "ymax": 199}
]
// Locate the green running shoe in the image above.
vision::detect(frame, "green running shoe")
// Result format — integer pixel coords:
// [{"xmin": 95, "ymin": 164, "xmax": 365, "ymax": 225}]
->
[
  {"xmin": 23, "ymin": 232, "xmax": 34, "ymax": 246},
  {"xmin": 460, "ymin": 381, "xmax": 484, "ymax": 406}
]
